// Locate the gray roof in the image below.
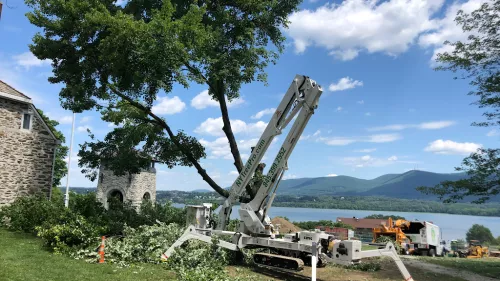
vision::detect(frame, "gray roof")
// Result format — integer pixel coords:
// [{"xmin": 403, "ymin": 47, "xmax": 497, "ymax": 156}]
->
[{"xmin": 0, "ymin": 80, "xmax": 32, "ymax": 100}]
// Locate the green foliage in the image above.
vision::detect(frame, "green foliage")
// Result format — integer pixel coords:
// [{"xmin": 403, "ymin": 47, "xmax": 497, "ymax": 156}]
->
[
  {"xmin": 0, "ymin": 194, "xmax": 63, "ymax": 233},
  {"xmin": 365, "ymin": 214, "xmax": 405, "ymax": 220},
  {"xmin": 166, "ymin": 236, "xmax": 250, "ymax": 281},
  {"xmin": 37, "ymin": 109, "xmax": 68, "ymax": 187},
  {"xmin": 418, "ymin": 1, "xmax": 500, "ymax": 203},
  {"xmin": 345, "ymin": 260, "xmax": 382, "ymax": 272},
  {"xmin": 293, "ymin": 220, "xmax": 354, "ymax": 230},
  {"xmin": 25, "ymin": 0, "xmax": 301, "ymax": 199},
  {"xmin": 375, "ymin": 236, "xmax": 402, "ymax": 254},
  {"xmin": 466, "ymin": 224, "xmax": 495, "ymax": 243},
  {"xmin": 36, "ymin": 211, "xmax": 104, "ymax": 254},
  {"xmin": 97, "ymin": 222, "xmax": 183, "ymax": 265}
]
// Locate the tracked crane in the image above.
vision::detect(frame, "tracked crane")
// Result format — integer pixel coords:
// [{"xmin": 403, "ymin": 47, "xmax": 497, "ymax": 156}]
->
[{"xmin": 162, "ymin": 75, "xmax": 414, "ymax": 280}]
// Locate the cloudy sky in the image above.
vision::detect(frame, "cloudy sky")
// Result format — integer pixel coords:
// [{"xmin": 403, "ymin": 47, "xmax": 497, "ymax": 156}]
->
[{"xmin": 1, "ymin": 0, "xmax": 497, "ymax": 191}]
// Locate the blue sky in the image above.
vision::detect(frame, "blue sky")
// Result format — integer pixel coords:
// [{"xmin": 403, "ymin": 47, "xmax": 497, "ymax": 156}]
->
[{"xmin": 1, "ymin": 0, "xmax": 497, "ymax": 191}]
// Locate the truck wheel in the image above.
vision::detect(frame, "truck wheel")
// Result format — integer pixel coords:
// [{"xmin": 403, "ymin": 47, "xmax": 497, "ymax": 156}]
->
[{"xmin": 429, "ymin": 249, "xmax": 436, "ymax": 257}]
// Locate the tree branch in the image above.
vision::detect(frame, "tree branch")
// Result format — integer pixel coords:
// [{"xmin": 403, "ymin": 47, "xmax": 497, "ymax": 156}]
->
[
  {"xmin": 183, "ymin": 63, "xmax": 246, "ymax": 180},
  {"xmin": 109, "ymin": 85, "xmax": 229, "ymax": 198}
]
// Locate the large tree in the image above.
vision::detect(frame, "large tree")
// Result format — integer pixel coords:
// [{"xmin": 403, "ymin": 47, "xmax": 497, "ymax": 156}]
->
[
  {"xmin": 466, "ymin": 224, "xmax": 495, "ymax": 243},
  {"xmin": 37, "ymin": 109, "xmax": 69, "ymax": 187},
  {"xmin": 417, "ymin": 1, "xmax": 500, "ymax": 203},
  {"xmin": 25, "ymin": 0, "xmax": 300, "ymax": 200}
]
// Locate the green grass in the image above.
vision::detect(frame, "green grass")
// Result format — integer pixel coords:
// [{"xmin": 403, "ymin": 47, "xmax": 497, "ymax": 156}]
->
[
  {"xmin": 0, "ymin": 229, "xmax": 175, "ymax": 281},
  {"xmin": 418, "ymin": 256, "xmax": 500, "ymax": 279},
  {"xmin": 361, "ymin": 244, "xmax": 380, "ymax": 250}
]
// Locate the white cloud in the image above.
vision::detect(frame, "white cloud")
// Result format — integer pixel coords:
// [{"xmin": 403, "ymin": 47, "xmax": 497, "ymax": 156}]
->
[
  {"xmin": 417, "ymin": 0, "xmax": 488, "ymax": 65},
  {"xmin": 368, "ymin": 134, "xmax": 403, "ymax": 143},
  {"xmin": 251, "ymin": 108, "xmax": 276, "ymax": 119},
  {"xmin": 368, "ymin": 121, "xmax": 455, "ymax": 131},
  {"xmin": 229, "ymin": 171, "xmax": 239, "ymax": 176},
  {"xmin": 151, "ymin": 96, "xmax": 186, "ymax": 115},
  {"xmin": 190, "ymin": 90, "xmax": 245, "ymax": 109},
  {"xmin": 286, "ymin": 0, "xmax": 444, "ymax": 60},
  {"xmin": 336, "ymin": 106, "xmax": 343, "ymax": 112},
  {"xmin": 354, "ymin": 148, "xmax": 377, "ymax": 153},
  {"xmin": 424, "ymin": 139, "xmax": 482, "ymax": 155},
  {"xmin": 357, "ymin": 100, "xmax": 364, "ymax": 104},
  {"xmin": 342, "ymin": 154, "xmax": 414, "ymax": 168},
  {"xmin": 316, "ymin": 133, "xmax": 401, "ymax": 146},
  {"xmin": 77, "ymin": 125, "xmax": 92, "ymax": 133},
  {"xmin": 327, "ymin": 174, "xmax": 338, "ymax": 177},
  {"xmin": 57, "ymin": 116, "xmax": 74, "ymax": 125},
  {"xmin": 388, "ymin": 155, "xmax": 398, "ymax": 161},
  {"xmin": 365, "ymin": 112, "xmax": 372, "ymax": 116},
  {"xmin": 80, "ymin": 116, "xmax": 91, "ymax": 124},
  {"xmin": 486, "ymin": 129, "xmax": 500, "ymax": 137},
  {"xmin": 283, "ymin": 174, "xmax": 298, "ymax": 180},
  {"xmin": 329, "ymin": 77, "xmax": 363, "ymax": 92},
  {"xmin": 12, "ymin": 52, "xmax": 51, "ymax": 70},
  {"xmin": 199, "ymin": 137, "xmax": 259, "ymax": 160},
  {"xmin": 195, "ymin": 117, "xmax": 267, "ymax": 137}
]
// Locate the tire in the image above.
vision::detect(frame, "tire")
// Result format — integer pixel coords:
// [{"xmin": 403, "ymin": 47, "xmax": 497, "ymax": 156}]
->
[{"xmin": 429, "ymin": 249, "xmax": 436, "ymax": 257}]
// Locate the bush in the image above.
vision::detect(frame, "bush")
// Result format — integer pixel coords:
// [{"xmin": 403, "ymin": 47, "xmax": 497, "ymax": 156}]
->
[
  {"xmin": 100, "ymin": 222, "xmax": 184, "ymax": 264},
  {"xmin": 36, "ymin": 210, "xmax": 104, "ymax": 253},
  {"xmin": 166, "ymin": 236, "xmax": 249, "ymax": 281},
  {"xmin": 0, "ymin": 194, "xmax": 63, "ymax": 233}
]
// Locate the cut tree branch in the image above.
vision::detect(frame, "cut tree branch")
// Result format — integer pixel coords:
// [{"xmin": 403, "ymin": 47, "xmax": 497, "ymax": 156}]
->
[{"xmin": 109, "ymin": 85, "xmax": 229, "ymax": 198}]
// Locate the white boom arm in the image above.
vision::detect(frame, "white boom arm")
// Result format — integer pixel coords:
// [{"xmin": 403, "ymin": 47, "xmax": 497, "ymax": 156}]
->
[{"xmin": 217, "ymin": 74, "xmax": 322, "ymax": 233}]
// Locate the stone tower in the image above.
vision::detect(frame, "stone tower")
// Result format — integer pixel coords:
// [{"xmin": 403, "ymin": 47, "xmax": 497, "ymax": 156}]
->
[{"xmin": 96, "ymin": 161, "xmax": 157, "ymax": 209}]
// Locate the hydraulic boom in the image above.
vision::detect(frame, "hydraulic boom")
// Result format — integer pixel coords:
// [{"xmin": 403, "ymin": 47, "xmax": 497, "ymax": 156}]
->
[{"xmin": 162, "ymin": 75, "xmax": 414, "ymax": 281}]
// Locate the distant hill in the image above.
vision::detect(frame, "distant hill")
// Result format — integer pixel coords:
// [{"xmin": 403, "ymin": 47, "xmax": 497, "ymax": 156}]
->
[
  {"xmin": 275, "ymin": 170, "xmax": 470, "ymax": 200},
  {"xmin": 191, "ymin": 189, "xmax": 212, "ymax": 193},
  {"xmin": 64, "ymin": 170, "xmax": 499, "ymax": 202}
]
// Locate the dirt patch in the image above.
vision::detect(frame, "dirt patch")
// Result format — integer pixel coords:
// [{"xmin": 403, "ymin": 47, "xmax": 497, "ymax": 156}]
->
[{"xmin": 271, "ymin": 217, "xmax": 301, "ymax": 234}]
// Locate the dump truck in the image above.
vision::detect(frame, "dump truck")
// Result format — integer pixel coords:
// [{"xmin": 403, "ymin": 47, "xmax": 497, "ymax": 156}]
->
[{"xmin": 404, "ymin": 221, "xmax": 446, "ymax": 257}]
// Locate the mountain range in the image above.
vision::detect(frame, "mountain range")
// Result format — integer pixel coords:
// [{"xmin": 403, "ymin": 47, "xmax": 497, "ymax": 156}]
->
[
  {"xmin": 274, "ymin": 170, "xmax": 468, "ymax": 200},
  {"xmin": 67, "ymin": 170, "xmax": 495, "ymax": 202}
]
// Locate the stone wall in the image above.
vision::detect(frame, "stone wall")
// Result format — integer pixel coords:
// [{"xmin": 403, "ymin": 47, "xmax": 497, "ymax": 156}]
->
[
  {"xmin": 96, "ymin": 165, "xmax": 156, "ymax": 209},
  {"xmin": 0, "ymin": 98, "xmax": 57, "ymax": 206}
]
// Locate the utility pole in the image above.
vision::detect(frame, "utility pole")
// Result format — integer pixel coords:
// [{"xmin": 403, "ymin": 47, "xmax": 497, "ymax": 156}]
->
[{"xmin": 64, "ymin": 112, "xmax": 75, "ymax": 208}]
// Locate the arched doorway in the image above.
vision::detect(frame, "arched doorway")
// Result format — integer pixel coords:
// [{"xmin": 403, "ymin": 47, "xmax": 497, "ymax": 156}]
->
[
  {"xmin": 107, "ymin": 189, "xmax": 124, "ymax": 208},
  {"xmin": 143, "ymin": 192, "xmax": 151, "ymax": 201}
]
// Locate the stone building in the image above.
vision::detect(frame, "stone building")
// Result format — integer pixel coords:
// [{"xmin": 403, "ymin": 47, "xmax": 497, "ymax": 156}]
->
[
  {"xmin": 0, "ymin": 80, "xmax": 60, "ymax": 206},
  {"xmin": 96, "ymin": 161, "xmax": 157, "ymax": 209}
]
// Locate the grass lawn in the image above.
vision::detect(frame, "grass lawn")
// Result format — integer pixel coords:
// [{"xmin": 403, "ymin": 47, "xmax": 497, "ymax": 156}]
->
[
  {"xmin": 0, "ymin": 228, "xmax": 468, "ymax": 281},
  {"xmin": 0, "ymin": 229, "xmax": 175, "ymax": 281},
  {"xmin": 418, "ymin": 256, "xmax": 500, "ymax": 279}
]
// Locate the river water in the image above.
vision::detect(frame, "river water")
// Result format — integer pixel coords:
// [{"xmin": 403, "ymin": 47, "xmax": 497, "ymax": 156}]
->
[{"xmin": 173, "ymin": 204, "xmax": 500, "ymax": 241}]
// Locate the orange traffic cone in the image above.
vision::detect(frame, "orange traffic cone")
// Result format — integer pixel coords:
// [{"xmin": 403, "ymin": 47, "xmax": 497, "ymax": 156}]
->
[{"xmin": 99, "ymin": 236, "xmax": 105, "ymax": 263}]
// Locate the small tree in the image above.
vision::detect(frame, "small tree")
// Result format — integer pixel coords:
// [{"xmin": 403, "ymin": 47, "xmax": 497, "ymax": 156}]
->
[
  {"xmin": 466, "ymin": 224, "xmax": 495, "ymax": 243},
  {"xmin": 418, "ymin": 1, "xmax": 500, "ymax": 203}
]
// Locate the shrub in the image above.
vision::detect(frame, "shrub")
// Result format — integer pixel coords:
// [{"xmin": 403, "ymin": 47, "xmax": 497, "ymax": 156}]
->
[
  {"xmin": 101, "ymin": 222, "xmax": 184, "ymax": 264},
  {"xmin": 0, "ymin": 194, "xmax": 63, "ymax": 233},
  {"xmin": 166, "ymin": 236, "xmax": 247, "ymax": 281},
  {"xmin": 36, "ymin": 210, "xmax": 105, "ymax": 253}
]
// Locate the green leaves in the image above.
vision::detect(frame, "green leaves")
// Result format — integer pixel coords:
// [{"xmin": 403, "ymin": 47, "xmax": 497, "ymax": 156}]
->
[
  {"xmin": 466, "ymin": 224, "xmax": 495, "ymax": 244},
  {"xmin": 25, "ymin": 0, "xmax": 301, "ymax": 198},
  {"xmin": 421, "ymin": 1, "xmax": 500, "ymax": 203},
  {"xmin": 417, "ymin": 148, "xmax": 500, "ymax": 204}
]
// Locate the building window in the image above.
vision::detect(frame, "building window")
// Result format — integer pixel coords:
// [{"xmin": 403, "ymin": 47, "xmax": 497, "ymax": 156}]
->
[{"xmin": 21, "ymin": 113, "xmax": 32, "ymax": 130}]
